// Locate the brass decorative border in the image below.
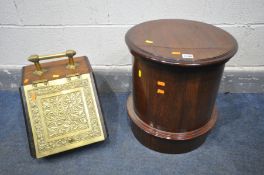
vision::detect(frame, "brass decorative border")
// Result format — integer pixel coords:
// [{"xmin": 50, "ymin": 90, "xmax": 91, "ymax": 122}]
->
[{"xmin": 22, "ymin": 73, "xmax": 106, "ymax": 158}]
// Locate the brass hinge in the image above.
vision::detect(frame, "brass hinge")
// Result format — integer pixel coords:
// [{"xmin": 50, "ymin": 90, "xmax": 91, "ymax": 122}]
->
[
  {"xmin": 32, "ymin": 79, "xmax": 48, "ymax": 87},
  {"xmin": 66, "ymin": 73, "xmax": 80, "ymax": 80}
]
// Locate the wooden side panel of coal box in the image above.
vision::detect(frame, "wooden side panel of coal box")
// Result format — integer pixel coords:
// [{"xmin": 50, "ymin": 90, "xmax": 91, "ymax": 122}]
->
[{"xmin": 19, "ymin": 86, "xmax": 36, "ymax": 158}]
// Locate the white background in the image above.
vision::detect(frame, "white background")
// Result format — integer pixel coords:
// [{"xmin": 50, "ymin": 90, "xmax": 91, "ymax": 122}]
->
[{"xmin": 0, "ymin": 0, "xmax": 263, "ymax": 67}]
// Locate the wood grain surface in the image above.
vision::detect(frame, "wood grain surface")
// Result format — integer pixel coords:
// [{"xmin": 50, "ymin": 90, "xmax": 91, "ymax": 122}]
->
[
  {"xmin": 126, "ymin": 19, "xmax": 238, "ymax": 153},
  {"xmin": 126, "ymin": 19, "xmax": 238, "ymax": 66},
  {"xmin": 21, "ymin": 56, "xmax": 92, "ymax": 85}
]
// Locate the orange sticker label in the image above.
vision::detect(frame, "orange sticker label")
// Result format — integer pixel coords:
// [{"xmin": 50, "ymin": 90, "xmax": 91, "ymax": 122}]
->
[
  {"xmin": 23, "ymin": 79, "xmax": 29, "ymax": 84},
  {"xmin": 171, "ymin": 51, "xmax": 181, "ymax": 55},
  {"xmin": 31, "ymin": 93, "xmax": 36, "ymax": 101},
  {"xmin": 157, "ymin": 81, "xmax": 165, "ymax": 86},
  {"xmin": 157, "ymin": 89, "xmax": 165, "ymax": 94}
]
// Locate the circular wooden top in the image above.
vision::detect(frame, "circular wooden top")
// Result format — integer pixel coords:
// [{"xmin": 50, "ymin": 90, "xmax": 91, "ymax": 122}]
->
[{"xmin": 125, "ymin": 19, "xmax": 238, "ymax": 66}]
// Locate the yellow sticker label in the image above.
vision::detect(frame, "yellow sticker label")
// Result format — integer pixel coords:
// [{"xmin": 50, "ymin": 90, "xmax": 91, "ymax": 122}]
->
[
  {"xmin": 145, "ymin": 40, "xmax": 154, "ymax": 44},
  {"xmin": 138, "ymin": 70, "xmax": 142, "ymax": 78}
]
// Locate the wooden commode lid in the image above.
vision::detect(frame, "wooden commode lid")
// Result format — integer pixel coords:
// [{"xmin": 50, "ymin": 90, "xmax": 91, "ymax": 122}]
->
[{"xmin": 125, "ymin": 19, "xmax": 238, "ymax": 66}]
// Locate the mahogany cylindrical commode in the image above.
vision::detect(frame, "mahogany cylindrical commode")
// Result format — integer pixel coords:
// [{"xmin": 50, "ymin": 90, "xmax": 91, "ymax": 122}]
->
[{"xmin": 126, "ymin": 19, "xmax": 237, "ymax": 153}]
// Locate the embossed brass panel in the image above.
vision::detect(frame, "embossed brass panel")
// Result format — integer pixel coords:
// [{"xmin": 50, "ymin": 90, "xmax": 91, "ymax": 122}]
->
[
  {"xmin": 21, "ymin": 74, "xmax": 106, "ymax": 158},
  {"xmin": 20, "ymin": 50, "xmax": 107, "ymax": 158}
]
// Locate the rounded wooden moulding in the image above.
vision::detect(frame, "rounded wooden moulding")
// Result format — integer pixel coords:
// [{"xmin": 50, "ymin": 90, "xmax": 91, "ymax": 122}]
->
[{"xmin": 125, "ymin": 19, "xmax": 238, "ymax": 153}]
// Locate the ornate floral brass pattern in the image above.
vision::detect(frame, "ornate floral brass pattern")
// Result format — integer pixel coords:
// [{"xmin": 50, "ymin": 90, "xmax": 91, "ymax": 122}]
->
[
  {"xmin": 41, "ymin": 90, "xmax": 90, "ymax": 139},
  {"xmin": 23, "ymin": 74, "xmax": 105, "ymax": 158}
]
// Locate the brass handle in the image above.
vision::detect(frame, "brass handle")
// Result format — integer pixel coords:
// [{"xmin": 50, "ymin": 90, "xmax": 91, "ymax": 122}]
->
[{"xmin": 28, "ymin": 50, "xmax": 77, "ymax": 76}]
